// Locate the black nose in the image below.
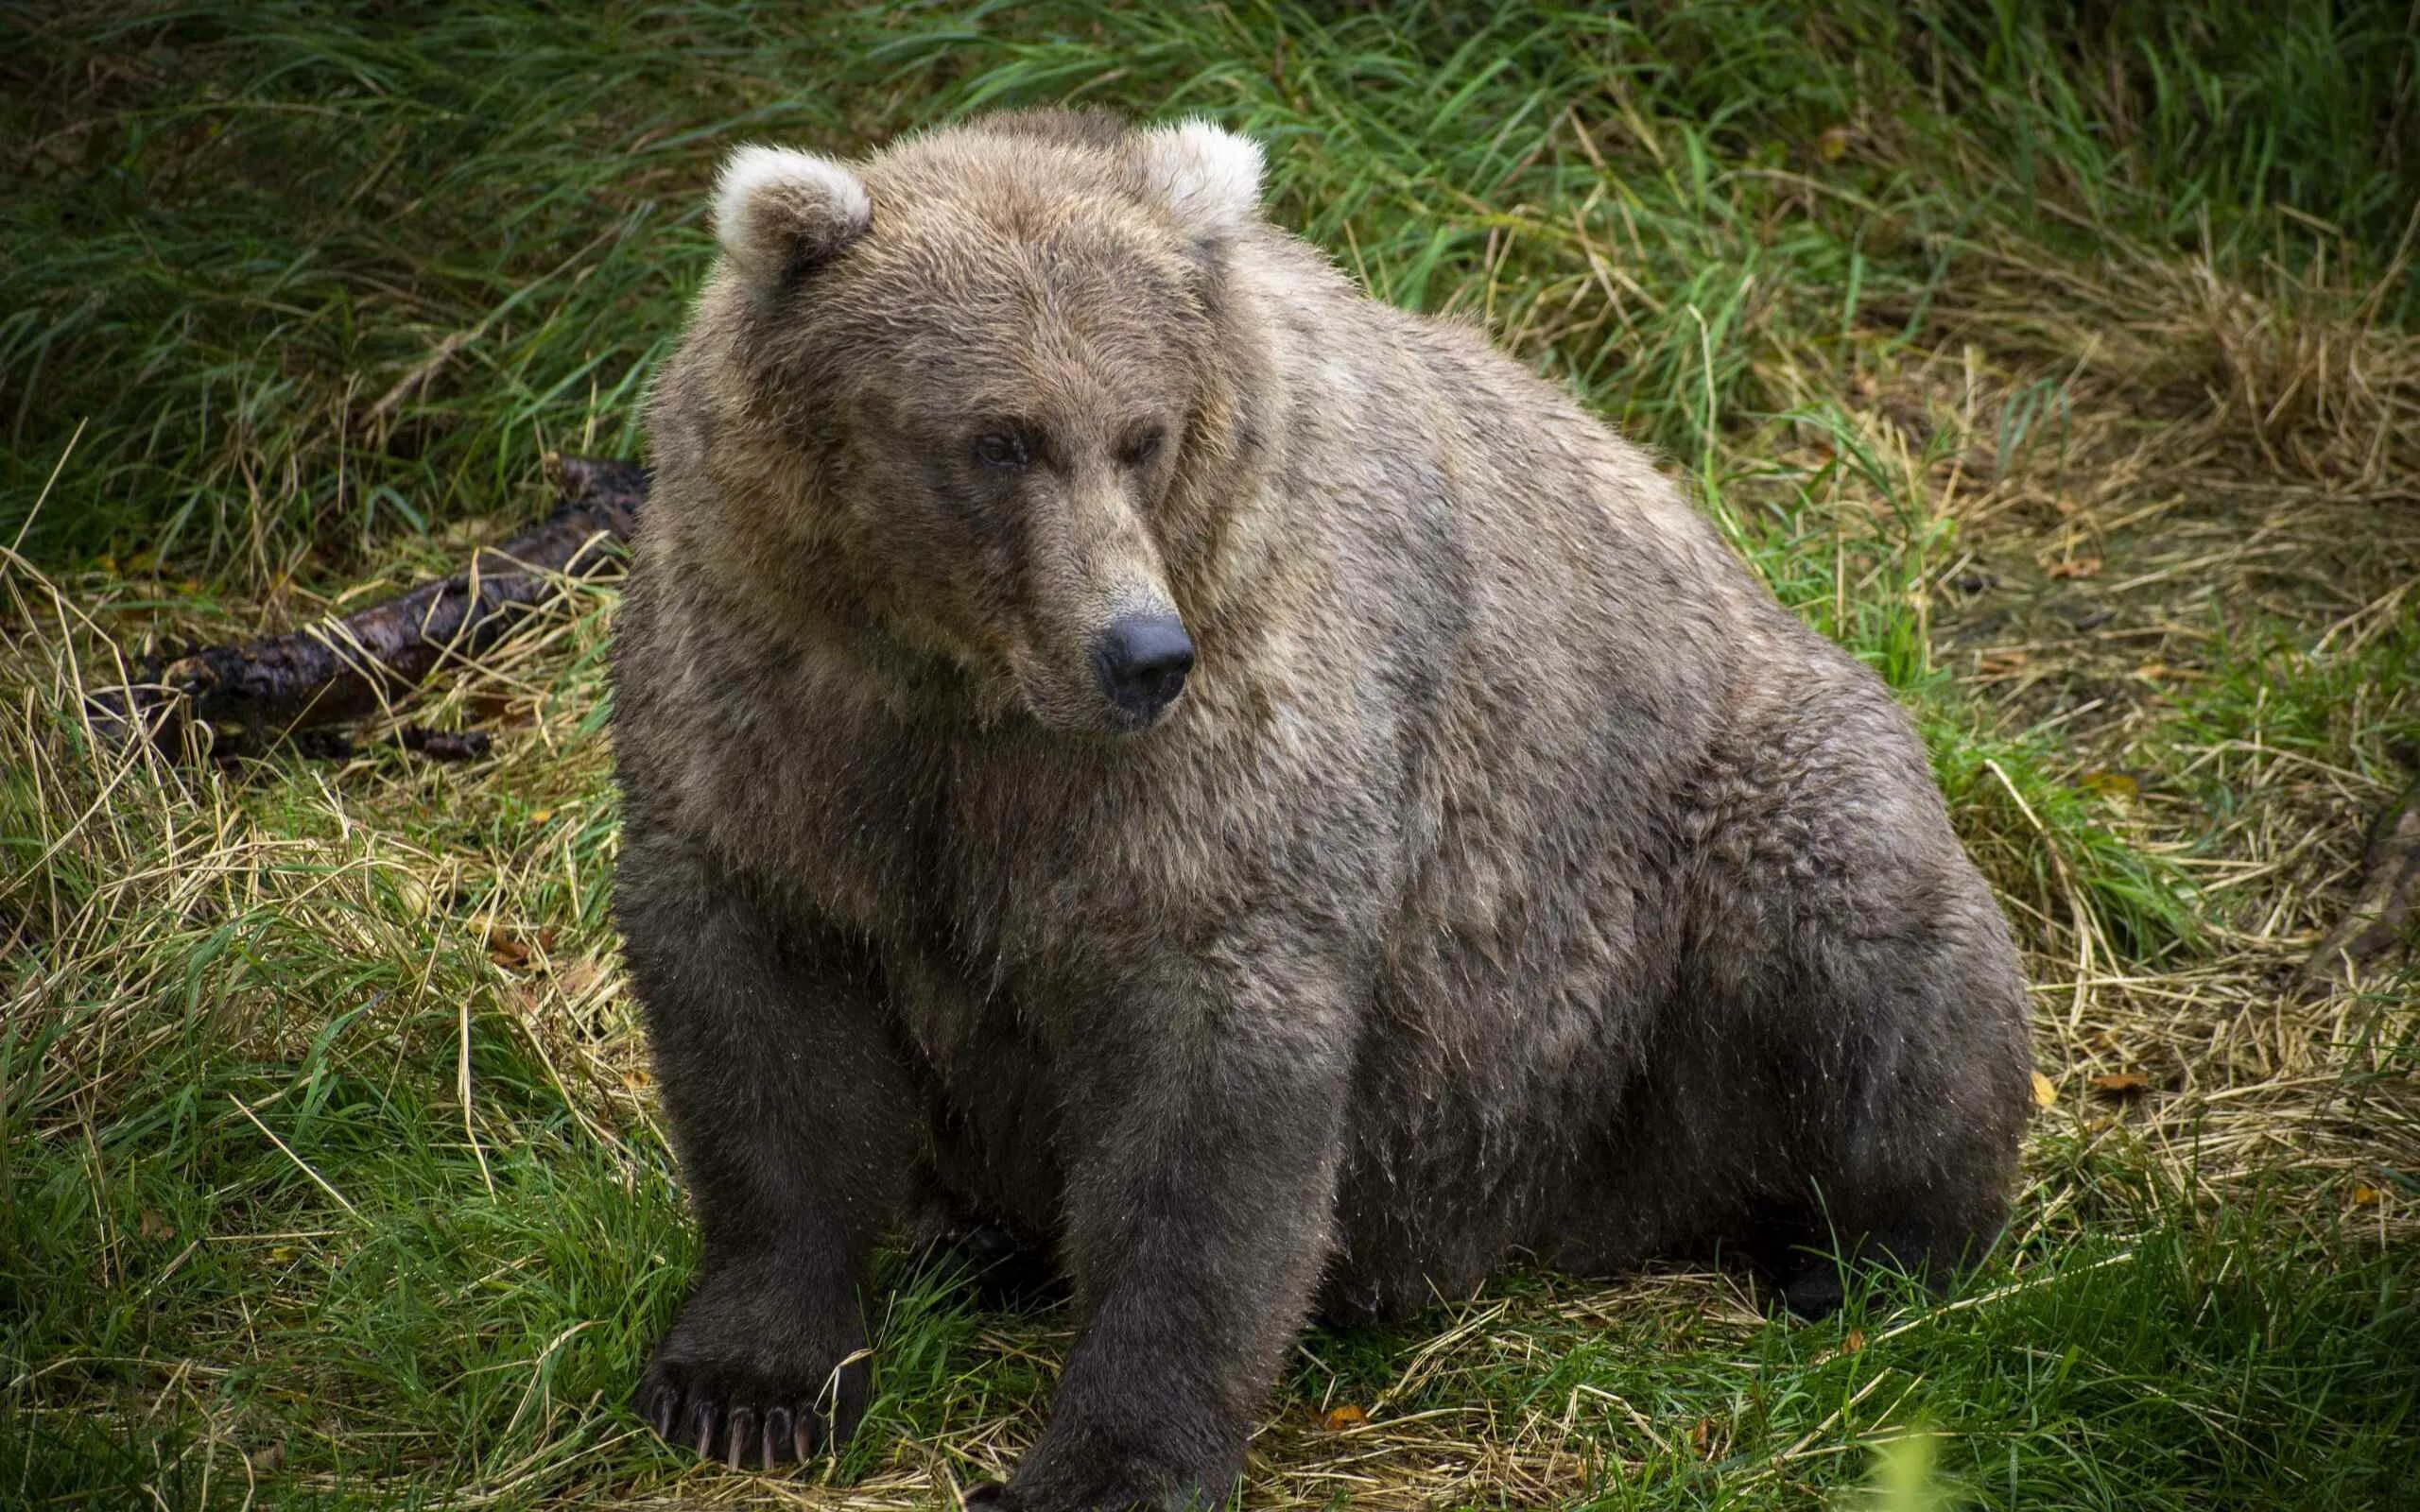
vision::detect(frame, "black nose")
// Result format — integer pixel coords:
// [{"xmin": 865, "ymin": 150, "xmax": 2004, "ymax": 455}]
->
[{"xmin": 1093, "ymin": 612, "xmax": 1195, "ymax": 724}]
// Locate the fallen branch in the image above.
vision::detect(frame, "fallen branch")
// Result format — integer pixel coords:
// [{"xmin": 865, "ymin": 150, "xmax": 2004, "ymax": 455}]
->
[
  {"xmin": 2298, "ymin": 773, "xmax": 2420, "ymax": 997},
  {"xmin": 92, "ymin": 455, "xmax": 648, "ymax": 758}
]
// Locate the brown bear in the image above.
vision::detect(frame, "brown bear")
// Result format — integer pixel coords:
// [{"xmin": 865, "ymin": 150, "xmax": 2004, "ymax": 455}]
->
[{"xmin": 610, "ymin": 108, "xmax": 2031, "ymax": 1508}]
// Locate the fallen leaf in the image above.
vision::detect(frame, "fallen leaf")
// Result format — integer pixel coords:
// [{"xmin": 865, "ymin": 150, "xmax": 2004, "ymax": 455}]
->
[
  {"xmin": 469, "ymin": 692, "xmax": 530, "ymax": 726},
  {"xmin": 1320, "ymin": 1405, "xmax": 1367, "ymax": 1431},
  {"xmin": 485, "ymin": 928, "xmax": 531, "ymax": 970},
  {"xmin": 2090, "ymin": 1072, "xmax": 2151, "ymax": 1098},
  {"xmin": 2030, "ymin": 1071, "xmax": 2059, "ymax": 1108},
  {"xmin": 557, "ymin": 959, "xmax": 606, "ymax": 1003},
  {"xmin": 2044, "ymin": 555, "xmax": 2103, "ymax": 580}
]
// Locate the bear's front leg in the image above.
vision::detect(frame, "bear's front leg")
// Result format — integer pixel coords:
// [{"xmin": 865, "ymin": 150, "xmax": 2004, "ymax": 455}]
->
[
  {"xmin": 986, "ymin": 955, "xmax": 1355, "ymax": 1511},
  {"xmin": 618, "ymin": 832, "xmax": 918, "ymax": 1469}
]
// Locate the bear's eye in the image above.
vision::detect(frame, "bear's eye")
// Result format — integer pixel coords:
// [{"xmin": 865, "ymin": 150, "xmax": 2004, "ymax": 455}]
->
[
  {"xmin": 1117, "ymin": 426, "xmax": 1166, "ymax": 468},
  {"xmin": 969, "ymin": 429, "xmax": 1034, "ymax": 472}
]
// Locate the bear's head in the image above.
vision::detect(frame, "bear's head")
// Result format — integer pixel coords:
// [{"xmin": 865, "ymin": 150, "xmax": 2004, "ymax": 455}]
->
[{"xmin": 668, "ymin": 112, "xmax": 1275, "ymax": 737}]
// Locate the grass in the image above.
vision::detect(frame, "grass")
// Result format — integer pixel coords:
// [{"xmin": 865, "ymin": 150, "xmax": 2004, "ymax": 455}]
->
[{"xmin": 4, "ymin": 1, "xmax": 2417, "ymax": 1507}]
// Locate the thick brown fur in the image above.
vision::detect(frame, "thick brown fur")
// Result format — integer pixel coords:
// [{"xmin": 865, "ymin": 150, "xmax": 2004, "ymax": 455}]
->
[{"xmin": 610, "ymin": 109, "xmax": 2031, "ymax": 1506}]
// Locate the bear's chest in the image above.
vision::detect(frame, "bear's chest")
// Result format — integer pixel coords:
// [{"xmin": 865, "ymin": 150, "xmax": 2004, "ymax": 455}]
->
[
  {"xmin": 672, "ymin": 689, "xmax": 938, "ymax": 937},
  {"xmin": 681, "ymin": 679, "xmax": 1214, "ymax": 953},
  {"xmin": 672, "ymin": 631, "xmax": 1398, "ymax": 1012}
]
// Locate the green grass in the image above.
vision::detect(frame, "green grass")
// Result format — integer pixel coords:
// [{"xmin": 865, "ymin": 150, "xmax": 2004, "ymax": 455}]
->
[
  {"xmin": 5, "ymin": 3, "xmax": 2417, "ymax": 1508},
  {"xmin": 7, "ymin": 1, "xmax": 2412, "ymax": 578}
]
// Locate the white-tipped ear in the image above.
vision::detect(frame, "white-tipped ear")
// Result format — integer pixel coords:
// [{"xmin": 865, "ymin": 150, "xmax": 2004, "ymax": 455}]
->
[
  {"xmin": 1136, "ymin": 119, "xmax": 1263, "ymax": 231},
  {"xmin": 714, "ymin": 144, "xmax": 872, "ymax": 279}
]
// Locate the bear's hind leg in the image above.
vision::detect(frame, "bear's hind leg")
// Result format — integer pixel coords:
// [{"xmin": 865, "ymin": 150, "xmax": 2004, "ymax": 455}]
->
[
  {"xmin": 1699, "ymin": 763, "xmax": 2034, "ymax": 1320},
  {"xmin": 1753, "ymin": 1193, "xmax": 1990, "ymax": 1320},
  {"xmin": 1755, "ymin": 903, "xmax": 2032, "ymax": 1318}
]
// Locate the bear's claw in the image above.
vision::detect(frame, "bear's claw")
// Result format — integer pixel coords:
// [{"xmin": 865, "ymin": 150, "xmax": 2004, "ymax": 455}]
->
[{"xmin": 635, "ymin": 1351, "xmax": 856, "ymax": 1469}]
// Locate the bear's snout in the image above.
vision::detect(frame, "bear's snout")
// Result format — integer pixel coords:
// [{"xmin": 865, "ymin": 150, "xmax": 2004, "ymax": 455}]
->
[{"xmin": 1092, "ymin": 612, "xmax": 1194, "ymax": 727}]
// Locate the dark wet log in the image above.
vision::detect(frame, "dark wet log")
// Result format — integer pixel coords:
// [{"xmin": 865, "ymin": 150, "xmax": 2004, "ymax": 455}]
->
[
  {"xmin": 397, "ymin": 725, "xmax": 494, "ymax": 763},
  {"xmin": 2298, "ymin": 774, "xmax": 2420, "ymax": 996},
  {"xmin": 91, "ymin": 455, "xmax": 648, "ymax": 757}
]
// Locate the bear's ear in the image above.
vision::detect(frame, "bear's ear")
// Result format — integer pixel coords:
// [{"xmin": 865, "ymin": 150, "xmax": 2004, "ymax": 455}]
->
[
  {"xmin": 714, "ymin": 144, "xmax": 872, "ymax": 281},
  {"xmin": 1133, "ymin": 119, "xmax": 1263, "ymax": 234}
]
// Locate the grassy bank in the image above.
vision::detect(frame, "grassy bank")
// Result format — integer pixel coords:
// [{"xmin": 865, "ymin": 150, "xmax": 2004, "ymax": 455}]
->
[{"xmin": 4, "ymin": 3, "xmax": 2416, "ymax": 1507}]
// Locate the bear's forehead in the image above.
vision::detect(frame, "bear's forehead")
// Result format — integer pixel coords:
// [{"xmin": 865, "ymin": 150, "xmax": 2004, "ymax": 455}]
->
[
  {"xmin": 819, "ymin": 198, "xmax": 1203, "ymax": 352},
  {"xmin": 852, "ymin": 134, "xmax": 1192, "ymax": 286},
  {"xmin": 841, "ymin": 276, "xmax": 1192, "ymax": 422}
]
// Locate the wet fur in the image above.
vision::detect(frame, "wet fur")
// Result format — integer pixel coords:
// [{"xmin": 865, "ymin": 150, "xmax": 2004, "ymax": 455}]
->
[{"xmin": 612, "ymin": 109, "xmax": 2031, "ymax": 1506}]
